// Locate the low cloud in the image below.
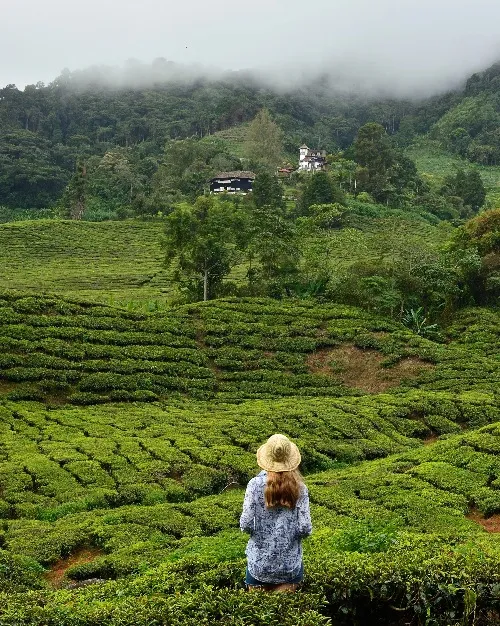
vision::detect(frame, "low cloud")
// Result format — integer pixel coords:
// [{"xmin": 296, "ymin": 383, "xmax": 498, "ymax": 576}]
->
[{"xmin": 2, "ymin": 0, "xmax": 500, "ymax": 97}]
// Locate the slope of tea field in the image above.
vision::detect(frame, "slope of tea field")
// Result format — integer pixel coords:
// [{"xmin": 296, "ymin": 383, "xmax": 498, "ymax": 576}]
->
[
  {"xmin": 0, "ymin": 220, "xmax": 171, "ymax": 305},
  {"xmin": 1, "ymin": 293, "xmax": 498, "ymax": 404},
  {"xmin": 0, "ymin": 293, "xmax": 499, "ymax": 625}
]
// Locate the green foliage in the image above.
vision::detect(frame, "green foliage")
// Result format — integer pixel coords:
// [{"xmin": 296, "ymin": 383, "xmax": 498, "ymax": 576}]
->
[
  {"xmin": 441, "ymin": 168, "xmax": 486, "ymax": 215},
  {"xmin": 251, "ymin": 172, "xmax": 284, "ymax": 209},
  {"xmin": 354, "ymin": 123, "xmax": 395, "ymax": 201},
  {"xmin": 431, "ymin": 93, "xmax": 500, "ymax": 164},
  {"xmin": 300, "ymin": 203, "xmax": 349, "ymax": 230},
  {"xmin": 244, "ymin": 109, "xmax": 284, "ymax": 171},
  {"xmin": 401, "ymin": 307, "xmax": 439, "ymax": 339},
  {"xmin": 333, "ymin": 519, "xmax": 400, "ymax": 553},
  {"xmin": 448, "ymin": 208, "xmax": 500, "ymax": 304},
  {"xmin": 163, "ymin": 196, "xmax": 245, "ymax": 301},
  {"xmin": 0, "ymin": 131, "xmax": 69, "ymax": 209},
  {"xmin": 299, "ymin": 171, "xmax": 346, "ymax": 215},
  {"xmin": 145, "ymin": 138, "xmax": 241, "ymax": 214}
]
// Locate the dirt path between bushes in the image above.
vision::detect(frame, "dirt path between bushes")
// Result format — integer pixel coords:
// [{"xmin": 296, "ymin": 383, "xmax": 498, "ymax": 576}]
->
[
  {"xmin": 44, "ymin": 547, "xmax": 103, "ymax": 588},
  {"xmin": 467, "ymin": 509, "xmax": 500, "ymax": 533}
]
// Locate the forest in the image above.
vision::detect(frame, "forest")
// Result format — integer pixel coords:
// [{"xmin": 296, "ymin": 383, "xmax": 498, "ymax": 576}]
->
[{"xmin": 1, "ymin": 59, "xmax": 500, "ymax": 215}]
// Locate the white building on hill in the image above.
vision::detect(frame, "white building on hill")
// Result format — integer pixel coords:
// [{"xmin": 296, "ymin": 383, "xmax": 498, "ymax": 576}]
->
[{"xmin": 299, "ymin": 145, "xmax": 327, "ymax": 172}]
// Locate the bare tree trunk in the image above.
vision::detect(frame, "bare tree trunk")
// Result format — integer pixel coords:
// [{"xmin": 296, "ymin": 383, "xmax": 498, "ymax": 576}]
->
[
  {"xmin": 71, "ymin": 200, "xmax": 85, "ymax": 220},
  {"xmin": 203, "ymin": 269, "xmax": 208, "ymax": 302}
]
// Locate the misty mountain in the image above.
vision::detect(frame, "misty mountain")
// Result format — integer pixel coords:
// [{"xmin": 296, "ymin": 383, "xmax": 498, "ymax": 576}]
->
[{"xmin": 0, "ymin": 60, "xmax": 499, "ymax": 210}]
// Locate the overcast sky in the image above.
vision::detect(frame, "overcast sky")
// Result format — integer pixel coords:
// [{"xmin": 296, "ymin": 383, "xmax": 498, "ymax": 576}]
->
[{"xmin": 2, "ymin": 0, "xmax": 500, "ymax": 95}]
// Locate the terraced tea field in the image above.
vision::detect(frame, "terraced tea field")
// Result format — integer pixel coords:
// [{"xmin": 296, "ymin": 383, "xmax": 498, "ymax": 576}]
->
[
  {"xmin": 0, "ymin": 291, "xmax": 499, "ymax": 624},
  {"xmin": 1, "ymin": 414, "xmax": 499, "ymax": 624},
  {"xmin": 1, "ymin": 293, "xmax": 498, "ymax": 405},
  {"xmin": 0, "ymin": 220, "xmax": 171, "ymax": 305},
  {"xmin": 0, "ymin": 214, "xmax": 450, "ymax": 312}
]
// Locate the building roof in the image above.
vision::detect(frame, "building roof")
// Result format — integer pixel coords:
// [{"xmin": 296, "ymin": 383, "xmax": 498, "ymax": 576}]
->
[
  {"xmin": 300, "ymin": 144, "xmax": 309, "ymax": 149},
  {"xmin": 303, "ymin": 155, "xmax": 326, "ymax": 162},
  {"xmin": 211, "ymin": 171, "xmax": 256, "ymax": 181}
]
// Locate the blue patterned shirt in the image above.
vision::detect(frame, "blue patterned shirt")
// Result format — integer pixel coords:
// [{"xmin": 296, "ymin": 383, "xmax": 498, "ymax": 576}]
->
[{"xmin": 239, "ymin": 470, "xmax": 312, "ymax": 583}]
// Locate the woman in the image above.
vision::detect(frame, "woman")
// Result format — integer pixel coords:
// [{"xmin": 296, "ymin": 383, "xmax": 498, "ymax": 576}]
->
[{"xmin": 240, "ymin": 433, "xmax": 312, "ymax": 591}]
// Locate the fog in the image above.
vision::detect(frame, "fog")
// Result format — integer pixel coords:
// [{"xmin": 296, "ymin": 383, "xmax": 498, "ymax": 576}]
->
[{"xmin": 2, "ymin": 0, "xmax": 500, "ymax": 96}]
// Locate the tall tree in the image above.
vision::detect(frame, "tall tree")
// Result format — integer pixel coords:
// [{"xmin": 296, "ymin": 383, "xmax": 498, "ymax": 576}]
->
[
  {"xmin": 244, "ymin": 109, "xmax": 283, "ymax": 171},
  {"xmin": 58, "ymin": 160, "xmax": 87, "ymax": 220},
  {"xmin": 442, "ymin": 169, "xmax": 486, "ymax": 215},
  {"xmin": 354, "ymin": 123, "xmax": 395, "ymax": 201},
  {"xmin": 163, "ymin": 196, "xmax": 242, "ymax": 301},
  {"xmin": 244, "ymin": 203, "xmax": 300, "ymax": 292},
  {"xmin": 462, "ymin": 170, "xmax": 486, "ymax": 212}
]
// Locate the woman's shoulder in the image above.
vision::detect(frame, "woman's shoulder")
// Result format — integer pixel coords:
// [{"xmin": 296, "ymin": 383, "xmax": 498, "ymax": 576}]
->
[{"xmin": 247, "ymin": 471, "xmax": 266, "ymax": 488}]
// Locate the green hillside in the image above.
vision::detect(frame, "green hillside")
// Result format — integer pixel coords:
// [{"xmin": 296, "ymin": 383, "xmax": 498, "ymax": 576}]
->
[
  {"xmin": 0, "ymin": 220, "xmax": 171, "ymax": 305},
  {"xmin": 2, "ymin": 60, "xmax": 500, "ymax": 214},
  {"xmin": 0, "ymin": 292, "xmax": 499, "ymax": 623},
  {"xmin": 0, "ymin": 209, "xmax": 451, "ymax": 308},
  {"xmin": 407, "ymin": 139, "xmax": 500, "ymax": 203}
]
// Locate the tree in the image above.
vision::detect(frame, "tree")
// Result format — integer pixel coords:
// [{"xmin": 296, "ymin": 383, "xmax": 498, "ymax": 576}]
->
[
  {"xmin": 58, "ymin": 160, "xmax": 87, "ymax": 219},
  {"xmin": 252, "ymin": 172, "xmax": 284, "ymax": 209},
  {"xmin": 244, "ymin": 109, "xmax": 283, "ymax": 171},
  {"xmin": 442, "ymin": 169, "xmax": 486, "ymax": 216},
  {"xmin": 462, "ymin": 170, "xmax": 486, "ymax": 212},
  {"xmin": 328, "ymin": 157, "xmax": 359, "ymax": 194},
  {"xmin": 300, "ymin": 171, "xmax": 345, "ymax": 215},
  {"xmin": 0, "ymin": 131, "xmax": 69, "ymax": 209},
  {"xmin": 163, "ymin": 196, "xmax": 243, "ymax": 301},
  {"xmin": 353, "ymin": 123, "xmax": 395, "ymax": 201},
  {"xmin": 244, "ymin": 202, "xmax": 300, "ymax": 294},
  {"xmin": 147, "ymin": 138, "xmax": 241, "ymax": 214},
  {"xmin": 299, "ymin": 203, "xmax": 349, "ymax": 230}
]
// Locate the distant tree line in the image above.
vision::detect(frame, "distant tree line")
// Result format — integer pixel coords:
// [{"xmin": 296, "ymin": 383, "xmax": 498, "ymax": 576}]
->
[{"xmin": 2, "ymin": 60, "xmax": 499, "ymax": 212}]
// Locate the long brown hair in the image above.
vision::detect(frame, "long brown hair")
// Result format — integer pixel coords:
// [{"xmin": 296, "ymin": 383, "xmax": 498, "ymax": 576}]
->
[{"xmin": 265, "ymin": 470, "xmax": 303, "ymax": 509}]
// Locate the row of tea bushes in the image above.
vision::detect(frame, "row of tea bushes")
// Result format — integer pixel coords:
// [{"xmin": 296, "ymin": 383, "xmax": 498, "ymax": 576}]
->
[
  {"xmin": 1, "ymin": 391, "xmax": 498, "ymax": 520},
  {"xmin": 1, "ymin": 293, "xmax": 499, "ymax": 403},
  {"xmin": 3, "ymin": 422, "xmax": 500, "ymax": 575},
  {"xmin": 446, "ymin": 307, "xmax": 500, "ymax": 360},
  {"xmin": 1, "ymin": 543, "xmax": 499, "ymax": 625}
]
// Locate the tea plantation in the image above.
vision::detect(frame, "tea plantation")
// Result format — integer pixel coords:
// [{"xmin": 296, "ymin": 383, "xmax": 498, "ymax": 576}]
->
[
  {"xmin": 0, "ymin": 220, "xmax": 171, "ymax": 305},
  {"xmin": 0, "ymin": 292, "xmax": 499, "ymax": 624}
]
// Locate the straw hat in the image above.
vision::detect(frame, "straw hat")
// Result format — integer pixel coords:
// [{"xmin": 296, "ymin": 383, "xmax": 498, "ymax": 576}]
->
[{"xmin": 256, "ymin": 434, "xmax": 301, "ymax": 472}]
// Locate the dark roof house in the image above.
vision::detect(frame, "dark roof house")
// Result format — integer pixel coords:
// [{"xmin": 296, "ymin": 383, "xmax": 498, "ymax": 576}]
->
[{"xmin": 210, "ymin": 171, "xmax": 256, "ymax": 194}]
